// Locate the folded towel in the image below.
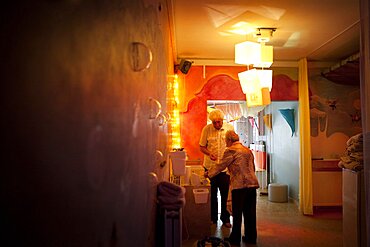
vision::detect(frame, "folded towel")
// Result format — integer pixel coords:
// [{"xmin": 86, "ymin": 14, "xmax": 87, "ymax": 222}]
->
[
  {"xmin": 347, "ymin": 142, "xmax": 363, "ymax": 152},
  {"xmin": 158, "ymin": 181, "xmax": 184, "ymax": 194},
  {"xmin": 338, "ymin": 160, "xmax": 363, "ymax": 171},
  {"xmin": 349, "ymin": 152, "xmax": 364, "ymax": 162},
  {"xmin": 157, "ymin": 181, "xmax": 186, "ymax": 209},
  {"xmin": 346, "ymin": 133, "xmax": 363, "ymax": 146},
  {"xmin": 158, "ymin": 182, "xmax": 185, "ymax": 197}
]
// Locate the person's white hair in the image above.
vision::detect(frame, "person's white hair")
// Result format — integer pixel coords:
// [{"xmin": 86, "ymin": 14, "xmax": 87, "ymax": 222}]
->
[
  {"xmin": 209, "ymin": 109, "xmax": 225, "ymax": 121},
  {"xmin": 225, "ymin": 130, "xmax": 239, "ymax": 142}
]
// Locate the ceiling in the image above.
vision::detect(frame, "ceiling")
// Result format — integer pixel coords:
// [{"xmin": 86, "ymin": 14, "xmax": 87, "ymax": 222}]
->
[{"xmin": 170, "ymin": 0, "xmax": 360, "ymax": 68}]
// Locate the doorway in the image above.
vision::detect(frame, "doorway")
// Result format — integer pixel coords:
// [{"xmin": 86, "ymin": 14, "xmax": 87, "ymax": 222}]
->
[{"xmin": 206, "ymin": 100, "xmax": 270, "ymax": 193}]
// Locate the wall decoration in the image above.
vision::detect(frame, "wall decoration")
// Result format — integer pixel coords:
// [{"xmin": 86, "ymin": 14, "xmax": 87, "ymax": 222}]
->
[
  {"xmin": 129, "ymin": 42, "xmax": 152, "ymax": 72},
  {"xmin": 270, "ymin": 74, "xmax": 301, "ymax": 101},
  {"xmin": 258, "ymin": 110, "xmax": 265, "ymax": 136},
  {"xmin": 278, "ymin": 108, "xmax": 295, "ymax": 137},
  {"xmin": 263, "ymin": 114, "xmax": 272, "ymax": 130},
  {"xmin": 326, "ymin": 98, "xmax": 338, "ymax": 110},
  {"xmin": 309, "ymin": 71, "xmax": 361, "ymax": 138}
]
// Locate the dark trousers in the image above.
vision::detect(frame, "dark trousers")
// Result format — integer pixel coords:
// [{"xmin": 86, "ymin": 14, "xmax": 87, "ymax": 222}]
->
[
  {"xmin": 210, "ymin": 172, "xmax": 230, "ymax": 224},
  {"xmin": 229, "ymin": 187, "xmax": 257, "ymax": 243}
]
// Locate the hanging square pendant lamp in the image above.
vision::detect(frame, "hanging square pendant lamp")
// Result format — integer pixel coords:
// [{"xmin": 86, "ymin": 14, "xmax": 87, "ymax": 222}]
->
[
  {"xmin": 238, "ymin": 69, "xmax": 256, "ymax": 94},
  {"xmin": 238, "ymin": 69, "xmax": 273, "ymax": 92},
  {"xmin": 234, "ymin": 27, "xmax": 275, "ymax": 68},
  {"xmin": 234, "ymin": 41, "xmax": 273, "ymax": 68},
  {"xmin": 238, "ymin": 69, "xmax": 272, "ymax": 107},
  {"xmin": 244, "ymin": 85, "xmax": 271, "ymax": 107},
  {"xmin": 253, "ymin": 43, "xmax": 273, "ymax": 68},
  {"xmin": 235, "ymin": 41, "xmax": 261, "ymax": 65},
  {"xmin": 257, "ymin": 69, "xmax": 273, "ymax": 91},
  {"xmin": 235, "ymin": 28, "xmax": 275, "ymax": 107}
]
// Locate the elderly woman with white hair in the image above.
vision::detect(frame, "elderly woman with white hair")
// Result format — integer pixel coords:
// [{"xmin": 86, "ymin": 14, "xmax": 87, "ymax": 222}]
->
[
  {"xmin": 199, "ymin": 109, "xmax": 234, "ymax": 228},
  {"xmin": 205, "ymin": 130, "xmax": 260, "ymax": 246}
]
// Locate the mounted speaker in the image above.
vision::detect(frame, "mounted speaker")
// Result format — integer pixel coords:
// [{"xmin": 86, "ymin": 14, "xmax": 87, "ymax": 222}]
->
[{"xmin": 178, "ymin": 59, "xmax": 193, "ymax": 74}]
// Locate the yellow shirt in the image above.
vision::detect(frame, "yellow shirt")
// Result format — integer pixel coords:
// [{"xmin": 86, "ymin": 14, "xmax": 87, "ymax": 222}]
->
[{"xmin": 199, "ymin": 122, "xmax": 234, "ymax": 170}]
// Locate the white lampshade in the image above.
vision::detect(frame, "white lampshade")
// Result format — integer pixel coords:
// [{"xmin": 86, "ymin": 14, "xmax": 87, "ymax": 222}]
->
[
  {"xmin": 257, "ymin": 69, "xmax": 273, "ymax": 91},
  {"xmin": 238, "ymin": 69, "xmax": 272, "ymax": 107},
  {"xmin": 238, "ymin": 69, "xmax": 273, "ymax": 92},
  {"xmin": 235, "ymin": 41, "xmax": 273, "ymax": 68},
  {"xmin": 238, "ymin": 69, "xmax": 260, "ymax": 94},
  {"xmin": 244, "ymin": 87, "xmax": 271, "ymax": 107},
  {"xmin": 245, "ymin": 87, "xmax": 271, "ymax": 107},
  {"xmin": 253, "ymin": 43, "xmax": 273, "ymax": 68},
  {"xmin": 235, "ymin": 41, "xmax": 260, "ymax": 65}
]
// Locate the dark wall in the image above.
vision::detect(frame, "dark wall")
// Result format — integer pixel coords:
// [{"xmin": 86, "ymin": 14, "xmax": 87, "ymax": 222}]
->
[{"xmin": 1, "ymin": 1, "xmax": 169, "ymax": 246}]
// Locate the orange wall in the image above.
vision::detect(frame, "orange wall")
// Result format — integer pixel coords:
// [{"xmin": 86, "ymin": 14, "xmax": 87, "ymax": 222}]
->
[
  {"xmin": 180, "ymin": 66, "xmax": 299, "ymax": 161},
  {"xmin": 179, "ymin": 66, "xmax": 246, "ymax": 111}
]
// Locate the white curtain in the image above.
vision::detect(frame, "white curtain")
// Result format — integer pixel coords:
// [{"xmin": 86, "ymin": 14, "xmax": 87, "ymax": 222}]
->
[{"xmin": 216, "ymin": 102, "xmax": 266, "ymax": 122}]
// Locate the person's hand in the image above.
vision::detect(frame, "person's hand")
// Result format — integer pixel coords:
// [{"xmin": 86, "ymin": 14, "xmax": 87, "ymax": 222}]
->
[{"xmin": 209, "ymin": 153, "xmax": 217, "ymax": 161}]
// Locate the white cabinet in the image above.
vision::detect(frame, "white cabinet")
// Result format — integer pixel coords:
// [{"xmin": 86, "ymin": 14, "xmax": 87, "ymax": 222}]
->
[{"xmin": 342, "ymin": 169, "xmax": 367, "ymax": 247}]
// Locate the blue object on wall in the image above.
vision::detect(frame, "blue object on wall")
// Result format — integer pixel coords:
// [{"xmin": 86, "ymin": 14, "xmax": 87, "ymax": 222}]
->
[{"xmin": 279, "ymin": 109, "xmax": 295, "ymax": 137}]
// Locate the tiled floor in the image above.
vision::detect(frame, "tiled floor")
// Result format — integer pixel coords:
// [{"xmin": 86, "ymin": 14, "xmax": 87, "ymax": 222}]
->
[{"xmin": 182, "ymin": 194, "xmax": 342, "ymax": 247}]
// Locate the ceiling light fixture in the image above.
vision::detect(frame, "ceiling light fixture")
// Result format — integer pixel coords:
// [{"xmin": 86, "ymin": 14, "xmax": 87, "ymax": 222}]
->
[
  {"xmin": 254, "ymin": 27, "xmax": 276, "ymax": 43},
  {"xmin": 234, "ymin": 28, "xmax": 276, "ymax": 68},
  {"xmin": 235, "ymin": 42, "xmax": 273, "ymax": 67},
  {"xmin": 238, "ymin": 69, "xmax": 272, "ymax": 107},
  {"xmin": 238, "ymin": 69, "xmax": 272, "ymax": 93},
  {"xmin": 235, "ymin": 27, "xmax": 276, "ymax": 107}
]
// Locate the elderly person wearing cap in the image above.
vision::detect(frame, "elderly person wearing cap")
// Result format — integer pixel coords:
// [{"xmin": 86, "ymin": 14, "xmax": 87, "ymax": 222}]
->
[
  {"xmin": 205, "ymin": 130, "xmax": 260, "ymax": 245},
  {"xmin": 199, "ymin": 109, "xmax": 234, "ymax": 228}
]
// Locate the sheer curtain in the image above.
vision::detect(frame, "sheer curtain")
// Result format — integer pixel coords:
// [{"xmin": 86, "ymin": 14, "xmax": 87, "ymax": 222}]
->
[
  {"xmin": 215, "ymin": 102, "xmax": 266, "ymax": 122},
  {"xmin": 298, "ymin": 58, "xmax": 313, "ymax": 215},
  {"xmin": 216, "ymin": 103, "xmax": 243, "ymax": 122}
]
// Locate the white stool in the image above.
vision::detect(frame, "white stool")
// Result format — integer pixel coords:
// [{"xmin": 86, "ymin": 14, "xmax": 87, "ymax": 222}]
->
[{"xmin": 268, "ymin": 183, "xmax": 288, "ymax": 202}]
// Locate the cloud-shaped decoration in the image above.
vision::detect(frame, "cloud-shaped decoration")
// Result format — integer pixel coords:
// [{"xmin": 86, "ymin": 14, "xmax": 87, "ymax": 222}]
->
[{"xmin": 279, "ymin": 109, "xmax": 295, "ymax": 137}]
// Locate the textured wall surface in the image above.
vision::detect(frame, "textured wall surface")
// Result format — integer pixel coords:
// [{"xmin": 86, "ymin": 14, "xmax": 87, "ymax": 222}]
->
[
  {"xmin": 180, "ymin": 66, "xmax": 300, "ymax": 161},
  {"xmin": 1, "ymin": 1, "xmax": 170, "ymax": 246}
]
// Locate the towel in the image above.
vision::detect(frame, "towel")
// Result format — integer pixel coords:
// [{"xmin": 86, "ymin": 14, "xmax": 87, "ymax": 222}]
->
[
  {"xmin": 157, "ymin": 181, "xmax": 185, "ymax": 197},
  {"xmin": 157, "ymin": 181, "xmax": 186, "ymax": 210},
  {"xmin": 338, "ymin": 133, "xmax": 364, "ymax": 172},
  {"xmin": 346, "ymin": 133, "xmax": 363, "ymax": 146}
]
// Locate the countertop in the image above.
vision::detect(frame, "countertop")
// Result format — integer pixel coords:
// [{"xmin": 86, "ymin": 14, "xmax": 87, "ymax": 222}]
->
[{"xmin": 312, "ymin": 159, "xmax": 341, "ymax": 172}]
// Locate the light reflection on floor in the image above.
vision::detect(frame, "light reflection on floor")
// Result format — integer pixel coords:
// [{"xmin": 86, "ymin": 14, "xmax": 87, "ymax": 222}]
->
[{"xmin": 182, "ymin": 194, "xmax": 342, "ymax": 247}]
